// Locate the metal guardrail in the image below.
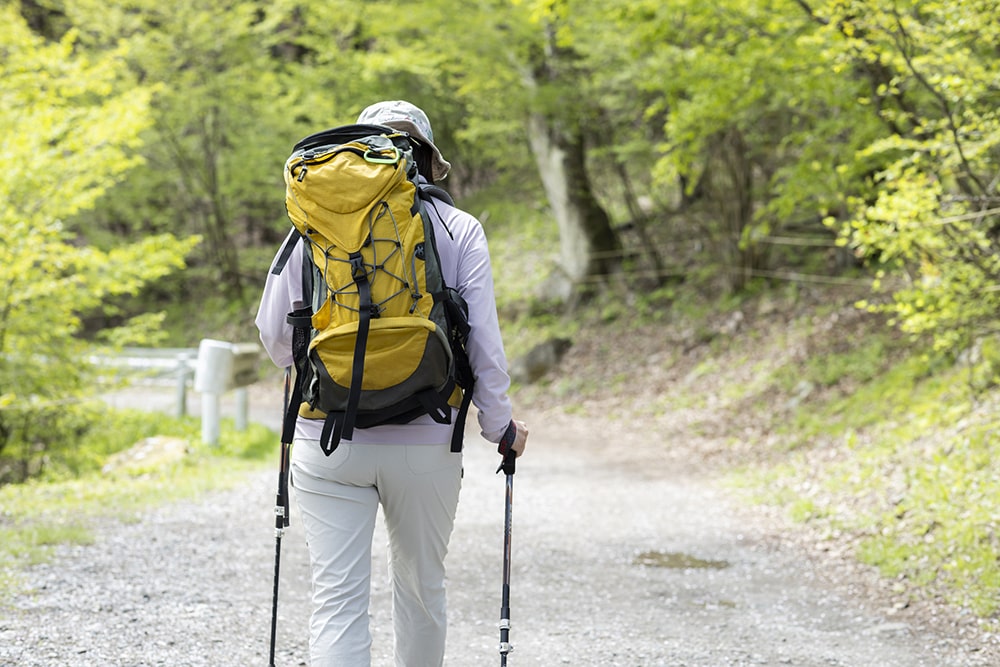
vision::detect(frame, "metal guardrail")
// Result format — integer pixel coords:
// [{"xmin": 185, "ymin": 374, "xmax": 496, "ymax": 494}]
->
[
  {"xmin": 91, "ymin": 345, "xmax": 262, "ymax": 386},
  {"xmin": 91, "ymin": 343, "xmax": 263, "ymax": 443},
  {"xmin": 89, "ymin": 348, "xmax": 198, "ymax": 384}
]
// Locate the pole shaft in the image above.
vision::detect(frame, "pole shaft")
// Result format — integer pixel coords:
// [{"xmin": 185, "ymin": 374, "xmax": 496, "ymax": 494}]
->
[
  {"xmin": 268, "ymin": 535, "xmax": 282, "ymax": 667},
  {"xmin": 499, "ymin": 470, "xmax": 513, "ymax": 664}
]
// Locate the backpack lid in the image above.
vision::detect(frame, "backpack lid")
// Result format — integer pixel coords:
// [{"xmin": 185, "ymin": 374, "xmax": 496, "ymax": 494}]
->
[{"xmin": 292, "ymin": 124, "xmax": 407, "ymax": 154}]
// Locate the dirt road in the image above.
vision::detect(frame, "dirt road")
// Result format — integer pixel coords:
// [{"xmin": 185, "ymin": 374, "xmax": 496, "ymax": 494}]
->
[{"xmin": 1, "ymin": 385, "xmax": 996, "ymax": 666}]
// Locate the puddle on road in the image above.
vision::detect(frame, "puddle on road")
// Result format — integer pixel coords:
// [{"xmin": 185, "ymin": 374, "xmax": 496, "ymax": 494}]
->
[{"xmin": 633, "ymin": 550, "xmax": 730, "ymax": 570}]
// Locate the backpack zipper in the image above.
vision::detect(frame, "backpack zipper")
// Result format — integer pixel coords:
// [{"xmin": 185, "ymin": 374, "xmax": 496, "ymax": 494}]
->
[
  {"xmin": 291, "ymin": 144, "xmax": 384, "ymax": 182},
  {"xmin": 292, "ymin": 148, "xmax": 334, "ymax": 182}
]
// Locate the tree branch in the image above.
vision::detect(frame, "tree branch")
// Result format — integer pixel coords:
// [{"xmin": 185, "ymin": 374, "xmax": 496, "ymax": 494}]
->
[
  {"xmin": 793, "ymin": 0, "xmax": 828, "ymax": 26},
  {"xmin": 889, "ymin": 8, "xmax": 988, "ymax": 196}
]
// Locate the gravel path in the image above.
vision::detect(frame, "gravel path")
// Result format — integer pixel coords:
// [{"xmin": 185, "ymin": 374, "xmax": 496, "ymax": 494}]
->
[{"xmin": 1, "ymin": 386, "xmax": 997, "ymax": 666}]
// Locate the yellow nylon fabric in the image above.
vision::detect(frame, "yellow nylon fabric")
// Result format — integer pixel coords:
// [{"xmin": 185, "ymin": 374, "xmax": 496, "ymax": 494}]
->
[
  {"xmin": 285, "ymin": 142, "xmax": 432, "ymax": 325},
  {"xmin": 285, "ymin": 141, "xmax": 408, "ymax": 251},
  {"xmin": 283, "ymin": 136, "xmax": 454, "ymax": 405},
  {"xmin": 311, "ymin": 317, "xmax": 434, "ymax": 390}
]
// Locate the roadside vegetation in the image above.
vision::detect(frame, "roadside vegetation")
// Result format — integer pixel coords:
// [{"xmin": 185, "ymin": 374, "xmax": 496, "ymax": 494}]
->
[{"xmin": 755, "ymin": 339, "xmax": 1000, "ymax": 621}]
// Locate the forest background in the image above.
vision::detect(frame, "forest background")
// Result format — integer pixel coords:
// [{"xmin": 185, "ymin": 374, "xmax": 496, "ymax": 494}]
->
[{"xmin": 2, "ymin": 0, "xmax": 1000, "ymax": 637}]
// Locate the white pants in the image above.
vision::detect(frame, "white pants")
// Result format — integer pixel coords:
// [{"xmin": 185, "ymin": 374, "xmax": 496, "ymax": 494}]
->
[{"xmin": 290, "ymin": 438, "xmax": 463, "ymax": 667}]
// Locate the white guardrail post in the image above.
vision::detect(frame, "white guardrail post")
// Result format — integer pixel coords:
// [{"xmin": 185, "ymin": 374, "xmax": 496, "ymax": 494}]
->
[
  {"xmin": 194, "ymin": 339, "xmax": 261, "ymax": 445},
  {"xmin": 194, "ymin": 340, "xmax": 233, "ymax": 446},
  {"xmin": 175, "ymin": 351, "xmax": 195, "ymax": 418}
]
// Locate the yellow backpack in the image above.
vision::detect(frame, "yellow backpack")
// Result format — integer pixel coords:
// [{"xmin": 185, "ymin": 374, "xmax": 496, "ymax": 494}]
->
[{"xmin": 274, "ymin": 125, "xmax": 473, "ymax": 455}]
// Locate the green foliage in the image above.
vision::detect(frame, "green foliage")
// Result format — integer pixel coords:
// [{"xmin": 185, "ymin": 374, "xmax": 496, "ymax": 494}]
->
[
  {"xmin": 785, "ymin": 330, "xmax": 892, "ymax": 390},
  {"xmin": 288, "ymin": 0, "xmax": 543, "ymax": 184},
  {"xmin": 25, "ymin": 406, "xmax": 269, "ymax": 482},
  {"xmin": 1, "ymin": 13, "xmax": 149, "ymax": 219},
  {"xmin": 49, "ymin": 0, "xmax": 308, "ymax": 300},
  {"xmin": 0, "ymin": 6, "xmax": 198, "ymax": 464},
  {"xmin": 607, "ymin": 0, "xmax": 883, "ymax": 290},
  {"xmin": 462, "ymin": 181, "xmax": 558, "ymax": 306},
  {"xmin": 855, "ymin": 419, "xmax": 1000, "ymax": 616},
  {"xmin": 819, "ymin": 1, "xmax": 1000, "ymax": 354},
  {"xmin": 157, "ymin": 294, "xmax": 263, "ymax": 347},
  {"xmin": 16, "ymin": 0, "xmax": 999, "ymax": 344}
]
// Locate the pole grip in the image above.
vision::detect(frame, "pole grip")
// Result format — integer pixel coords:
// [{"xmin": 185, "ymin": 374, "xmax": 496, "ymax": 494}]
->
[
  {"xmin": 496, "ymin": 420, "xmax": 517, "ymax": 475},
  {"xmin": 275, "ymin": 441, "xmax": 291, "ymax": 530},
  {"xmin": 276, "ymin": 367, "xmax": 292, "ymax": 530}
]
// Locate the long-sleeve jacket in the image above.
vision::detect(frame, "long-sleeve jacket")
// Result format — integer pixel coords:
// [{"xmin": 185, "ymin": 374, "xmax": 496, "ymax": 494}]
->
[{"xmin": 255, "ymin": 189, "xmax": 514, "ymax": 445}]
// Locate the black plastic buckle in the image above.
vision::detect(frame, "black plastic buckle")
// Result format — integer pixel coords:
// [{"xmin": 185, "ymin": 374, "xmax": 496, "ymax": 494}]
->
[{"xmin": 350, "ymin": 254, "xmax": 367, "ymax": 282}]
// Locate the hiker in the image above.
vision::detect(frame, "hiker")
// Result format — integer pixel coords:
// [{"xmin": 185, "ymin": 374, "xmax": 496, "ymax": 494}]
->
[{"xmin": 255, "ymin": 100, "xmax": 528, "ymax": 667}]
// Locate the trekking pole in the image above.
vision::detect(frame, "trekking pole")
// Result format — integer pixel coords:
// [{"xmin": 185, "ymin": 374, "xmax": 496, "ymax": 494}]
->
[
  {"xmin": 496, "ymin": 435, "xmax": 517, "ymax": 665},
  {"xmin": 268, "ymin": 367, "xmax": 293, "ymax": 667}
]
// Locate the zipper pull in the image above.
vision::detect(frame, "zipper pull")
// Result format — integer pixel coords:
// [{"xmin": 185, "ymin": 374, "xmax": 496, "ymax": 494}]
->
[{"xmin": 296, "ymin": 163, "xmax": 308, "ymax": 182}]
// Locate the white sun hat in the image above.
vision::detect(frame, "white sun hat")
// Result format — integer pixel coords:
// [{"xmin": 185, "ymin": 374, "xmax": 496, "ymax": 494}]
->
[{"xmin": 356, "ymin": 100, "xmax": 452, "ymax": 181}]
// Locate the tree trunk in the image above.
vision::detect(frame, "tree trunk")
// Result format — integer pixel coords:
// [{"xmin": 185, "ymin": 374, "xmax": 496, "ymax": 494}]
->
[
  {"xmin": 526, "ymin": 111, "xmax": 621, "ymax": 296},
  {"xmin": 200, "ymin": 108, "xmax": 244, "ymax": 298},
  {"xmin": 702, "ymin": 127, "xmax": 761, "ymax": 293}
]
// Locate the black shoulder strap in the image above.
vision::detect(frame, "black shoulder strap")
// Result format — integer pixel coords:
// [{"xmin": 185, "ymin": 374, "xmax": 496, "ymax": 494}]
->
[
  {"xmin": 418, "ymin": 183, "xmax": 455, "ymax": 207},
  {"xmin": 271, "ymin": 229, "xmax": 304, "ymax": 276},
  {"xmin": 416, "ymin": 186, "xmax": 471, "ymax": 452},
  {"xmin": 278, "ymin": 231, "xmax": 315, "ymax": 447},
  {"xmin": 280, "ymin": 305, "xmax": 312, "ymax": 445},
  {"xmin": 450, "ymin": 381, "xmax": 474, "ymax": 453},
  {"xmin": 417, "ymin": 183, "xmax": 456, "ymax": 244}
]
